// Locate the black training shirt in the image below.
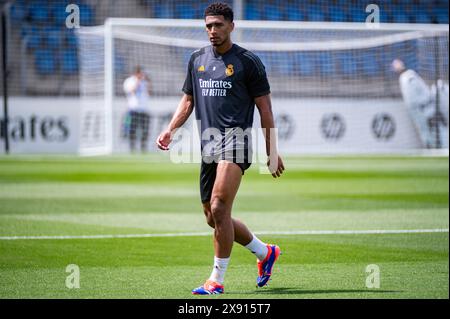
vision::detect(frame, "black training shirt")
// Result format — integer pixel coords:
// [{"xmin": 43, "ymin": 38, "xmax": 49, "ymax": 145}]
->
[{"xmin": 182, "ymin": 44, "xmax": 270, "ymax": 155}]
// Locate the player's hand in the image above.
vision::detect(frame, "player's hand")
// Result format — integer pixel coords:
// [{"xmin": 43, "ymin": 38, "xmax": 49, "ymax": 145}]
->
[
  {"xmin": 267, "ymin": 155, "xmax": 285, "ymax": 178},
  {"xmin": 156, "ymin": 130, "xmax": 172, "ymax": 151}
]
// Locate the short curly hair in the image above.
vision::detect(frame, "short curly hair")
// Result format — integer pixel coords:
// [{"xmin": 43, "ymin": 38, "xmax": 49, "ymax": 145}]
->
[{"xmin": 204, "ymin": 2, "xmax": 234, "ymax": 22}]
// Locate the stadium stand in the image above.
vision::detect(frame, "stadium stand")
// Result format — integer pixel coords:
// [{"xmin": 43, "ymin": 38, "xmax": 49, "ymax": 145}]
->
[{"xmin": 2, "ymin": 0, "xmax": 449, "ymax": 96}]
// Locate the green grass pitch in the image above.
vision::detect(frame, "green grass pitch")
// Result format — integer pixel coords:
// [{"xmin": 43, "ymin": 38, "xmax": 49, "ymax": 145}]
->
[{"xmin": 0, "ymin": 155, "xmax": 448, "ymax": 298}]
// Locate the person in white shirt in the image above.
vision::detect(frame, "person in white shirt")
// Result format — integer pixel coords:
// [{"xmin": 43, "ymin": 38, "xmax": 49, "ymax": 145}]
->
[
  {"xmin": 392, "ymin": 59, "xmax": 448, "ymax": 149},
  {"xmin": 123, "ymin": 66, "xmax": 152, "ymax": 153}
]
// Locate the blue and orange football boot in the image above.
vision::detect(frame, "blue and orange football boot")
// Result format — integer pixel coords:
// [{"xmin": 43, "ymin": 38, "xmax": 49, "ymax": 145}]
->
[
  {"xmin": 192, "ymin": 280, "xmax": 224, "ymax": 295},
  {"xmin": 256, "ymin": 244, "xmax": 281, "ymax": 288}
]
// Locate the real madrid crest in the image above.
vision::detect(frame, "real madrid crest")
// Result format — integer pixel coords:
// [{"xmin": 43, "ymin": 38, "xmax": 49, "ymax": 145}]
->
[{"xmin": 225, "ymin": 64, "xmax": 234, "ymax": 76}]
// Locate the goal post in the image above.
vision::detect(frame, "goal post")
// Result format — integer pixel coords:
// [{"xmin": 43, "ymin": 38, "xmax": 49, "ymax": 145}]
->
[{"xmin": 76, "ymin": 18, "xmax": 449, "ymax": 156}]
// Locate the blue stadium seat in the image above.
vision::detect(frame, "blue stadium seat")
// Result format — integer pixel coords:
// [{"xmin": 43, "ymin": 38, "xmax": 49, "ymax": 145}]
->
[
  {"xmin": 328, "ymin": 6, "xmax": 348, "ymax": 22},
  {"xmin": 114, "ymin": 54, "xmax": 126, "ymax": 76},
  {"xmin": 9, "ymin": 0, "xmax": 27, "ymax": 22},
  {"xmin": 24, "ymin": 26, "xmax": 42, "ymax": 50},
  {"xmin": 264, "ymin": 4, "xmax": 284, "ymax": 20},
  {"xmin": 176, "ymin": 4, "xmax": 196, "ymax": 19},
  {"xmin": 29, "ymin": 1, "xmax": 51, "ymax": 23},
  {"xmin": 317, "ymin": 52, "xmax": 335, "ymax": 77},
  {"xmin": 392, "ymin": 10, "xmax": 411, "ymax": 23},
  {"xmin": 379, "ymin": 9, "xmax": 391, "ymax": 23},
  {"xmin": 272, "ymin": 52, "xmax": 291, "ymax": 75},
  {"xmin": 45, "ymin": 28, "xmax": 62, "ymax": 49},
  {"xmin": 245, "ymin": 3, "xmax": 262, "ymax": 20},
  {"xmin": 337, "ymin": 52, "xmax": 358, "ymax": 76},
  {"xmin": 182, "ymin": 50, "xmax": 192, "ymax": 69},
  {"xmin": 65, "ymin": 31, "xmax": 78, "ymax": 48},
  {"xmin": 286, "ymin": 9, "xmax": 305, "ymax": 21},
  {"xmin": 79, "ymin": 4, "xmax": 95, "ymax": 26},
  {"xmin": 415, "ymin": 12, "xmax": 432, "ymax": 24},
  {"xmin": 307, "ymin": 5, "xmax": 326, "ymax": 22},
  {"xmin": 52, "ymin": 2, "xmax": 70, "ymax": 26},
  {"xmin": 61, "ymin": 49, "xmax": 78, "ymax": 75},
  {"xmin": 295, "ymin": 53, "xmax": 316, "ymax": 77},
  {"xmin": 361, "ymin": 52, "xmax": 382, "ymax": 77},
  {"xmin": 349, "ymin": 7, "xmax": 368, "ymax": 23},
  {"xmin": 35, "ymin": 49, "xmax": 56, "ymax": 75},
  {"xmin": 434, "ymin": 11, "xmax": 449, "ymax": 24},
  {"xmin": 257, "ymin": 52, "xmax": 273, "ymax": 74},
  {"xmin": 154, "ymin": 3, "xmax": 173, "ymax": 18}
]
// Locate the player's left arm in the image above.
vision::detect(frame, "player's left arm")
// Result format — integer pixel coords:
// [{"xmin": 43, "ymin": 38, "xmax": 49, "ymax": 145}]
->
[{"xmin": 255, "ymin": 94, "xmax": 285, "ymax": 178}]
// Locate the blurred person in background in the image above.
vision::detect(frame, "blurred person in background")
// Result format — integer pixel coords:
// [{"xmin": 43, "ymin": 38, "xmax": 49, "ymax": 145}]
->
[
  {"xmin": 392, "ymin": 58, "xmax": 448, "ymax": 149},
  {"xmin": 123, "ymin": 66, "xmax": 152, "ymax": 153}
]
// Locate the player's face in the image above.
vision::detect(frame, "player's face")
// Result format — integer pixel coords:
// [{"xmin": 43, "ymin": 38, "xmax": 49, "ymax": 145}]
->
[{"xmin": 205, "ymin": 15, "xmax": 234, "ymax": 47}]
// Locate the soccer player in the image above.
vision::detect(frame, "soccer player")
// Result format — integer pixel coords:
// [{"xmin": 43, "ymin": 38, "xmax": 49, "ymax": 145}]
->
[
  {"xmin": 123, "ymin": 66, "xmax": 152, "ymax": 153},
  {"xmin": 392, "ymin": 58, "xmax": 448, "ymax": 148},
  {"xmin": 156, "ymin": 2, "xmax": 285, "ymax": 295}
]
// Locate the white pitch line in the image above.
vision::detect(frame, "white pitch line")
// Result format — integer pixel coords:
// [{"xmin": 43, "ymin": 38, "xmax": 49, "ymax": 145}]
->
[{"xmin": 0, "ymin": 229, "xmax": 448, "ymax": 241}]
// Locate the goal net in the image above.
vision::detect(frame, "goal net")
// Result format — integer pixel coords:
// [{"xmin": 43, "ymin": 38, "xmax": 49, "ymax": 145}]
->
[{"xmin": 76, "ymin": 19, "xmax": 449, "ymax": 156}]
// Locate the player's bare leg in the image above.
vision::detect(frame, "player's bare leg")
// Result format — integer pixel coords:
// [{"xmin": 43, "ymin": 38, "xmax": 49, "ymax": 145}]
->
[
  {"xmin": 192, "ymin": 160, "xmax": 242, "ymax": 294},
  {"xmin": 203, "ymin": 202, "xmax": 253, "ymax": 245},
  {"xmin": 210, "ymin": 160, "xmax": 243, "ymax": 258}
]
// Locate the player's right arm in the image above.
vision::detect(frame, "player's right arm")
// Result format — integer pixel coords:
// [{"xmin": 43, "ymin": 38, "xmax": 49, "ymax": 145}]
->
[{"xmin": 156, "ymin": 93, "xmax": 194, "ymax": 150}]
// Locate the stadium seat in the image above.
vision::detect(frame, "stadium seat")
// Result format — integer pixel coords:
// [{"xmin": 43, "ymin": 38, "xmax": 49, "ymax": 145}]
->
[
  {"xmin": 434, "ymin": 11, "xmax": 449, "ymax": 24},
  {"xmin": 264, "ymin": 4, "xmax": 284, "ymax": 21},
  {"xmin": 271, "ymin": 52, "xmax": 292, "ymax": 75},
  {"xmin": 154, "ymin": 3, "xmax": 173, "ymax": 18},
  {"xmin": 337, "ymin": 52, "xmax": 358, "ymax": 77},
  {"xmin": 61, "ymin": 49, "xmax": 78, "ymax": 75},
  {"xmin": 414, "ymin": 12, "xmax": 432, "ymax": 24},
  {"xmin": 349, "ymin": 7, "xmax": 367, "ymax": 23},
  {"xmin": 317, "ymin": 52, "xmax": 335, "ymax": 77},
  {"xmin": 361, "ymin": 52, "xmax": 382, "ymax": 77},
  {"xmin": 295, "ymin": 53, "xmax": 316, "ymax": 77},
  {"xmin": 79, "ymin": 4, "xmax": 95, "ymax": 26},
  {"xmin": 35, "ymin": 49, "xmax": 56, "ymax": 75},
  {"xmin": 24, "ymin": 26, "xmax": 42, "ymax": 50},
  {"xmin": 45, "ymin": 28, "xmax": 62, "ymax": 49},
  {"xmin": 328, "ymin": 6, "xmax": 348, "ymax": 22},
  {"xmin": 52, "ymin": 2, "xmax": 70, "ymax": 26},
  {"xmin": 245, "ymin": 3, "xmax": 262, "ymax": 20},
  {"xmin": 392, "ymin": 10, "xmax": 411, "ymax": 23},
  {"xmin": 65, "ymin": 31, "xmax": 78, "ymax": 48},
  {"xmin": 9, "ymin": 0, "xmax": 27, "ymax": 22},
  {"xmin": 379, "ymin": 9, "xmax": 391, "ymax": 23},
  {"xmin": 285, "ymin": 2, "xmax": 305, "ymax": 21},
  {"xmin": 176, "ymin": 4, "xmax": 196, "ymax": 19},
  {"xmin": 29, "ymin": 1, "xmax": 51, "ymax": 23},
  {"xmin": 306, "ymin": 5, "xmax": 326, "ymax": 22},
  {"xmin": 114, "ymin": 54, "xmax": 126, "ymax": 76},
  {"xmin": 257, "ymin": 52, "xmax": 273, "ymax": 74},
  {"xmin": 182, "ymin": 51, "xmax": 191, "ymax": 70}
]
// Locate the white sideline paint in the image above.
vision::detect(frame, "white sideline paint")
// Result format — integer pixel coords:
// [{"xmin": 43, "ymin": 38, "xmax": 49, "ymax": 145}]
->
[{"xmin": 0, "ymin": 229, "xmax": 448, "ymax": 241}]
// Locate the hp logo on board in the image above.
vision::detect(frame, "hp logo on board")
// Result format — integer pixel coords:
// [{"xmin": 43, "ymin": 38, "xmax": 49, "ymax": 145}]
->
[
  {"xmin": 275, "ymin": 114, "xmax": 295, "ymax": 141},
  {"xmin": 321, "ymin": 113, "xmax": 346, "ymax": 141},
  {"xmin": 372, "ymin": 113, "xmax": 396, "ymax": 141}
]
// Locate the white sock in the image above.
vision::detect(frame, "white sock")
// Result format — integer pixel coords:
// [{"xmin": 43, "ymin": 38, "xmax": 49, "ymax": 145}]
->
[
  {"xmin": 245, "ymin": 234, "xmax": 269, "ymax": 261},
  {"xmin": 208, "ymin": 256, "xmax": 230, "ymax": 284}
]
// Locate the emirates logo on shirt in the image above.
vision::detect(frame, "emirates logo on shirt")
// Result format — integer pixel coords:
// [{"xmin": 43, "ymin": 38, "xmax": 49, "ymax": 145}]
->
[{"xmin": 199, "ymin": 79, "xmax": 232, "ymax": 97}]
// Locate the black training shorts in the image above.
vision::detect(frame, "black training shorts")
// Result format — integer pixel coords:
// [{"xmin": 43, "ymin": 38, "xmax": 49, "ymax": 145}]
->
[{"xmin": 200, "ymin": 151, "xmax": 252, "ymax": 204}]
